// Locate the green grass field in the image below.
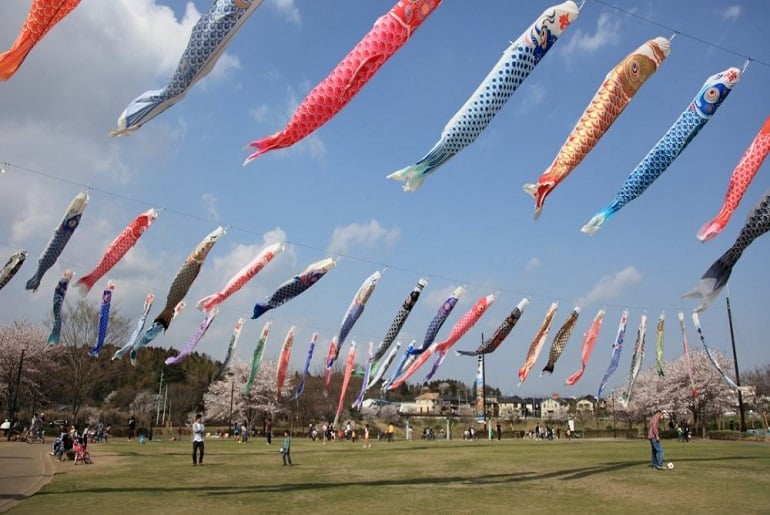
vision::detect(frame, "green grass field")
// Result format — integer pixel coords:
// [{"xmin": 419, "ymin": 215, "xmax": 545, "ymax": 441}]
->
[{"xmin": 12, "ymin": 436, "xmax": 770, "ymax": 514}]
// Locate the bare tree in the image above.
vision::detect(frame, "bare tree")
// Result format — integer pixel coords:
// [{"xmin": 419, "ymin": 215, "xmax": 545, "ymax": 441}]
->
[{"xmin": 53, "ymin": 299, "xmax": 130, "ymax": 423}]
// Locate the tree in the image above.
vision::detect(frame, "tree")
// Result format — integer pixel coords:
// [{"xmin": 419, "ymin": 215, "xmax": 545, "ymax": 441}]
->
[
  {"xmin": 51, "ymin": 299, "xmax": 131, "ymax": 423},
  {"xmin": 0, "ymin": 321, "xmax": 61, "ymax": 428},
  {"xmin": 613, "ymin": 349, "xmax": 737, "ymax": 435},
  {"xmin": 202, "ymin": 359, "xmax": 293, "ymax": 429}
]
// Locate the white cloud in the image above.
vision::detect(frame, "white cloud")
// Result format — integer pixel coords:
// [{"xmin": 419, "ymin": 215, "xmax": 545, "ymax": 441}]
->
[
  {"xmin": 326, "ymin": 220, "xmax": 400, "ymax": 256},
  {"xmin": 525, "ymin": 257, "xmax": 542, "ymax": 272},
  {"xmin": 269, "ymin": 0, "xmax": 301, "ymax": 26},
  {"xmin": 577, "ymin": 266, "xmax": 642, "ymax": 307},
  {"xmin": 516, "ymin": 83, "xmax": 547, "ymax": 114},
  {"xmin": 560, "ymin": 12, "xmax": 621, "ymax": 57},
  {"xmin": 718, "ymin": 5, "xmax": 741, "ymax": 21},
  {"xmin": 201, "ymin": 193, "xmax": 220, "ymax": 221}
]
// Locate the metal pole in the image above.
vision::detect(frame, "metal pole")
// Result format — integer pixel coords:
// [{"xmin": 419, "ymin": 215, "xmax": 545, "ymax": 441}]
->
[
  {"xmin": 162, "ymin": 384, "xmax": 168, "ymax": 425},
  {"xmin": 156, "ymin": 370, "xmax": 163, "ymax": 426},
  {"xmin": 229, "ymin": 381, "xmax": 235, "ymax": 426},
  {"xmin": 725, "ymin": 296, "xmax": 747, "ymax": 432},
  {"xmin": 6, "ymin": 349, "xmax": 24, "ymax": 441}
]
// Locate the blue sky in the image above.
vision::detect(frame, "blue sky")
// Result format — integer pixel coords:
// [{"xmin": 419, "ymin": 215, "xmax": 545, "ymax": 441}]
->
[{"xmin": 1, "ymin": 0, "xmax": 768, "ymax": 400}]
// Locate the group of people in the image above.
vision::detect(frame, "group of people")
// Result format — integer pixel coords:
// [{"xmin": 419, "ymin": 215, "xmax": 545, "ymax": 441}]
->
[{"xmin": 49, "ymin": 424, "xmax": 91, "ymax": 463}]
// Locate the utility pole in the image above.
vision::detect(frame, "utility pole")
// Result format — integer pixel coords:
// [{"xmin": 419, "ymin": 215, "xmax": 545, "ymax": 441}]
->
[
  {"xmin": 726, "ymin": 296, "xmax": 747, "ymax": 432},
  {"xmin": 156, "ymin": 370, "xmax": 164, "ymax": 426}
]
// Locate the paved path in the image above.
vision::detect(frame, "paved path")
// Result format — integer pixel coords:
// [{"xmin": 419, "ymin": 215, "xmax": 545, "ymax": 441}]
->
[{"xmin": 0, "ymin": 440, "xmax": 55, "ymax": 513}]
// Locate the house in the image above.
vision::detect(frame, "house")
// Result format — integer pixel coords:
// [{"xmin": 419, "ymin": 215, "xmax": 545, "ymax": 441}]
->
[
  {"xmin": 399, "ymin": 392, "xmax": 443, "ymax": 415},
  {"xmin": 540, "ymin": 397, "xmax": 570, "ymax": 420}
]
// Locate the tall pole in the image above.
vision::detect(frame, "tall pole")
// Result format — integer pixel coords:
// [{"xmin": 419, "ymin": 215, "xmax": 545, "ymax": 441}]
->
[
  {"xmin": 6, "ymin": 349, "xmax": 24, "ymax": 441},
  {"xmin": 229, "ymin": 381, "xmax": 235, "ymax": 427},
  {"xmin": 156, "ymin": 369, "xmax": 163, "ymax": 425},
  {"xmin": 725, "ymin": 296, "xmax": 747, "ymax": 432}
]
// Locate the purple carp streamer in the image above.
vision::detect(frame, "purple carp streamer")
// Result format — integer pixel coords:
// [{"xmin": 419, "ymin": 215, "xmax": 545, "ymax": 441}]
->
[
  {"xmin": 698, "ymin": 115, "xmax": 770, "ymax": 242},
  {"xmin": 252, "ymin": 257, "xmax": 336, "ymax": 319},
  {"xmin": 197, "ymin": 241, "xmax": 284, "ymax": 313},
  {"xmin": 597, "ymin": 309, "xmax": 628, "ymax": 398},
  {"xmin": 565, "ymin": 308, "xmax": 605, "ymax": 386},
  {"xmin": 371, "ymin": 278, "xmax": 426, "ymax": 366},
  {"xmin": 619, "ymin": 313, "xmax": 647, "ymax": 406},
  {"xmin": 111, "ymin": 0, "xmax": 265, "ymax": 135},
  {"xmin": 691, "ymin": 312, "xmax": 746, "ymax": 391},
  {"xmin": 333, "ymin": 341, "xmax": 357, "ymax": 428},
  {"xmin": 165, "ymin": 308, "xmax": 219, "ymax": 365},
  {"xmin": 523, "ymin": 37, "xmax": 670, "ymax": 219},
  {"xmin": 352, "ymin": 341, "xmax": 374, "ymax": 409},
  {"xmin": 46, "ymin": 269, "xmax": 73, "ymax": 346},
  {"xmin": 677, "ymin": 311, "xmax": 698, "ymax": 398},
  {"xmin": 457, "ymin": 298, "xmax": 529, "ymax": 356},
  {"xmin": 275, "ymin": 326, "xmax": 296, "ymax": 402},
  {"xmin": 112, "ymin": 294, "xmax": 154, "ymax": 360},
  {"xmin": 26, "ymin": 191, "xmax": 88, "ymax": 292},
  {"xmin": 88, "ymin": 280, "xmax": 115, "ymax": 357},
  {"xmin": 388, "ymin": 1, "xmax": 579, "ymax": 191},
  {"xmin": 76, "ymin": 208, "xmax": 158, "ymax": 295},
  {"xmin": 369, "ymin": 340, "xmax": 402, "ymax": 390},
  {"xmin": 542, "ymin": 306, "xmax": 581, "ymax": 375},
  {"xmin": 130, "ymin": 300, "xmax": 184, "ymax": 366},
  {"xmin": 582, "ymin": 67, "xmax": 740, "ymax": 234},
  {"xmin": 216, "ymin": 317, "xmax": 245, "ymax": 379},
  {"xmin": 0, "ymin": 250, "xmax": 27, "ymax": 290},
  {"xmin": 408, "ymin": 286, "xmax": 465, "ymax": 357},
  {"xmin": 243, "ymin": 321, "xmax": 272, "ymax": 394},
  {"xmin": 329, "ymin": 270, "xmax": 381, "ymax": 368},
  {"xmin": 156, "ymin": 226, "xmax": 225, "ymax": 330},
  {"xmin": 655, "ymin": 312, "xmax": 665, "ymax": 377},
  {"xmin": 243, "ymin": 0, "xmax": 441, "ymax": 164},
  {"xmin": 292, "ymin": 332, "xmax": 318, "ymax": 400},
  {"xmin": 684, "ymin": 191, "xmax": 770, "ymax": 312},
  {"xmin": 518, "ymin": 302, "xmax": 558, "ymax": 384}
]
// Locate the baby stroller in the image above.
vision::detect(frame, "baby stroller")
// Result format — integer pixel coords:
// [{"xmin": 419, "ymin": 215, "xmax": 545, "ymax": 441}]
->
[{"xmin": 73, "ymin": 443, "xmax": 92, "ymax": 465}]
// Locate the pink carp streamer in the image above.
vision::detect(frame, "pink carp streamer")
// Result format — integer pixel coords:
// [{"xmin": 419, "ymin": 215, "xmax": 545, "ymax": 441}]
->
[
  {"xmin": 389, "ymin": 294, "xmax": 495, "ymax": 390},
  {"xmin": 565, "ymin": 309, "xmax": 605, "ymax": 386},
  {"xmin": 164, "ymin": 308, "xmax": 218, "ymax": 365},
  {"xmin": 698, "ymin": 115, "xmax": 770, "ymax": 242},
  {"xmin": 197, "ymin": 241, "xmax": 284, "ymax": 313},
  {"xmin": 518, "ymin": 302, "xmax": 558, "ymax": 384},
  {"xmin": 332, "ymin": 341, "xmax": 357, "ymax": 428},
  {"xmin": 523, "ymin": 37, "xmax": 670, "ymax": 219},
  {"xmin": 243, "ymin": 0, "xmax": 440, "ymax": 164},
  {"xmin": 76, "ymin": 208, "xmax": 158, "ymax": 296},
  {"xmin": 323, "ymin": 337, "xmax": 338, "ymax": 398},
  {"xmin": 0, "ymin": 0, "xmax": 81, "ymax": 81},
  {"xmin": 88, "ymin": 280, "xmax": 116, "ymax": 357},
  {"xmin": 655, "ymin": 312, "xmax": 665, "ymax": 377},
  {"xmin": 275, "ymin": 326, "xmax": 296, "ymax": 402}
]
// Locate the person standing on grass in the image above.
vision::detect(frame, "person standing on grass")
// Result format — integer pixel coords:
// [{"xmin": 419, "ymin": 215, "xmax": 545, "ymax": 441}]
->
[
  {"xmin": 648, "ymin": 409, "xmax": 665, "ymax": 470},
  {"xmin": 128, "ymin": 414, "xmax": 136, "ymax": 441},
  {"xmin": 192, "ymin": 414, "xmax": 205, "ymax": 466},
  {"xmin": 363, "ymin": 423, "xmax": 371, "ymax": 448},
  {"xmin": 281, "ymin": 430, "xmax": 292, "ymax": 466}
]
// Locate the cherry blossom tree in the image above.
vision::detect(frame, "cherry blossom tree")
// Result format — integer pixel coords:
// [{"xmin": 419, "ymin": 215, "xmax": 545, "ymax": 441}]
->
[
  {"xmin": 0, "ymin": 321, "xmax": 61, "ymax": 430},
  {"xmin": 202, "ymin": 358, "xmax": 293, "ymax": 430},
  {"xmin": 612, "ymin": 349, "xmax": 738, "ymax": 435}
]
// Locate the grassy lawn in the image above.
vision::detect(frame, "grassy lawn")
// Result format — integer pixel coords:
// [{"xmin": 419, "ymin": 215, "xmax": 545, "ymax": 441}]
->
[{"xmin": 11, "ymin": 436, "xmax": 770, "ymax": 514}]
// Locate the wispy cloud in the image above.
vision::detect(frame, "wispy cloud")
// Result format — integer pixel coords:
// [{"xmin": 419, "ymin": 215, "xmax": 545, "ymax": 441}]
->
[
  {"xmin": 269, "ymin": 0, "xmax": 301, "ymax": 25},
  {"xmin": 560, "ymin": 12, "xmax": 622, "ymax": 58},
  {"xmin": 718, "ymin": 5, "xmax": 741, "ymax": 21},
  {"xmin": 515, "ymin": 83, "xmax": 547, "ymax": 114},
  {"xmin": 577, "ymin": 265, "xmax": 642, "ymax": 307},
  {"xmin": 201, "ymin": 193, "xmax": 220, "ymax": 221},
  {"xmin": 525, "ymin": 257, "xmax": 542, "ymax": 272},
  {"xmin": 327, "ymin": 220, "xmax": 400, "ymax": 256}
]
